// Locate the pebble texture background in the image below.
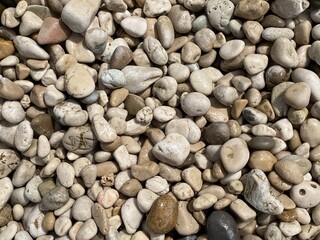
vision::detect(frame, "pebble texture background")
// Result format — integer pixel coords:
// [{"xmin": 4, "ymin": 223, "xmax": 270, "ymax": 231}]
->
[{"xmin": 1, "ymin": 0, "xmax": 320, "ymax": 240}]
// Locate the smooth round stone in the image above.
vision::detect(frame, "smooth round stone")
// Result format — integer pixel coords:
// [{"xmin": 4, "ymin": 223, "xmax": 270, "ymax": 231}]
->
[
  {"xmin": 65, "ymin": 64, "xmax": 95, "ymax": 98},
  {"xmin": 189, "ymin": 69, "xmax": 213, "ymax": 95},
  {"xmin": 262, "ymin": 27, "xmax": 294, "ymax": 41},
  {"xmin": 100, "ymin": 69, "xmax": 126, "ymax": 89},
  {"xmin": 175, "ymin": 201, "xmax": 199, "ymax": 235},
  {"xmin": 143, "ymin": 0, "xmax": 171, "ymax": 17},
  {"xmin": 165, "ymin": 118, "xmax": 201, "ymax": 144},
  {"xmin": 284, "ymin": 82, "xmax": 311, "ymax": 109},
  {"xmin": 213, "ymin": 85, "xmax": 238, "ymax": 106},
  {"xmin": 14, "ymin": 120, "xmax": 33, "ymax": 152},
  {"xmin": 0, "ymin": 78, "xmax": 24, "ymax": 100},
  {"xmin": 146, "ymin": 195, "xmax": 178, "ymax": 234},
  {"xmin": 181, "ymin": 42, "xmax": 201, "ymax": 64},
  {"xmin": 0, "ymin": 149, "xmax": 20, "ymax": 178},
  {"xmin": 167, "ymin": 5, "xmax": 192, "ymax": 34},
  {"xmin": 0, "ymin": 177, "xmax": 13, "ymax": 210},
  {"xmin": 146, "ymin": 176, "xmax": 169, "ymax": 195},
  {"xmin": 220, "ymin": 138, "xmax": 250, "ymax": 173},
  {"xmin": 85, "ymin": 27, "xmax": 108, "ymax": 55},
  {"xmin": 40, "ymin": 186, "xmax": 69, "ymax": 211},
  {"xmin": 92, "ymin": 203, "xmax": 109, "ymax": 235},
  {"xmin": 206, "ymin": 0, "xmax": 234, "ymax": 33},
  {"xmin": 270, "ymin": 37, "xmax": 298, "ymax": 68},
  {"xmin": 96, "ymin": 187, "xmax": 119, "ymax": 208},
  {"xmin": 24, "ymin": 204, "xmax": 47, "ymax": 238},
  {"xmin": 156, "ymin": 16, "xmax": 174, "ymax": 49},
  {"xmin": 204, "ymin": 122, "xmax": 230, "ymax": 145},
  {"xmin": 271, "ymin": 118, "xmax": 293, "ymax": 141},
  {"xmin": 168, "ymin": 63, "xmax": 190, "ymax": 83},
  {"xmin": 13, "ymin": 36, "xmax": 49, "ymax": 60},
  {"xmin": 274, "ymin": 159, "xmax": 304, "ymax": 184},
  {"xmin": 72, "ymin": 196, "xmax": 93, "ymax": 221},
  {"xmin": 121, "ymin": 198, "xmax": 144, "ymax": 234},
  {"xmin": 249, "ymin": 151, "xmax": 277, "ymax": 172},
  {"xmin": 62, "ymin": 124, "xmax": 97, "ymax": 155},
  {"xmin": 181, "ymin": 92, "xmax": 210, "ymax": 116},
  {"xmin": 1, "ymin": 101, "xmax": 25, "ymax": 124},
  {"xmin": 290, "ymin": 181, "xmax": 320, "ymax": 208},
  {"xmin": 121, "ymin": 16, "xmax": 147, "ymax": 38},
  {"xmin": 137, "ymin": 189, "xmax": 159, "ymax": 213},
  {"xmin": 300, "ymin": 118, "xmax": 320, "ymax": 148},
  {"xmin": 271, "ymin": 0, "xmax": 309, "ymax": 18},
  {"xmin": 207, "ymin": 210, "xmax": 240, "ymax": 240},
  {"xmin": 248, "ymin": 137, "xmax": 275, "ymax": 150},
  {"xmin": 153, "ymin": 106, "xmax": 176, "ymax": 122},
  {"xmin": 243, "ymin": 107, "xmax": 268, "ymax": 125},
  {"xmin": 56, "ymin": 162, "xmax": 75, "ymax": 188},
  {"xmin": 152, "ymin": 76, "xmax": 178, "ymax": 101},
  {"xmin": 219, "ymin": 40, "xmax": 245, "ymax": 60},
  {"xmin": 0, "ymin": 204, "xmax": 12, "ymax": 227},
  {"xmin": 110, "ymin": 46, "xmax": 133, "ymax": 70},
  {"xmin": 31, "ymin": 113, "xmax": 54, "ymax": 138},
  {"xmin": 243, "ymin": 54, "xmax": 268, "ymax": 75},
  {"xmin": 76, "ymin": 219, "xmax": 98, "ymax": 240},
  {"xmin": 54, "ymin": 216, "xmax": 72, "ymax": 237},
  {"xmin": 234, "ymin": 0, "xmax": 269, "ymax": 20}
]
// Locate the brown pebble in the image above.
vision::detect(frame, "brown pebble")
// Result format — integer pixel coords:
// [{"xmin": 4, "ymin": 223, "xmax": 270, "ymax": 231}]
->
[
  {"xmin": 0, "ymin": 78, "xmax": 25, "ymax": 100},
  {"xmin": 110, "ymin": 46, "xmax": 133, "ymax": 69},
  {"xmin": 30, "ymin": 84, "xmax": 47, "ymax": 108},
  {"xmin": 248, "ymin": 150, "xmax": 277, "ymax": 172},
  {"xmin": 0, "ymin": 204, "xmax": 12, "ymax": 227},
  {"xmin": 277, "ymin": 209, "xmax": 298, "ymax": 222},
  {"xmin": 131, "ymin": 161, "xmax": 160, "ymax": 181},
  {"xmin": 146, "ymin": 195, "xmax": 178, "ymax": 234},
  {"xmin": 31, "ymin": 113, "xmax": 54, "ymax": 138},
  {"xmin": 0, "ymin": 38, "xmax": 15, "ymax": 60},
  {"xmin": 124, "ymin": 94, "xmax": 146, "ymax": 116},
  {"xmin": 100, "ymin": 136, "xmax": 123, "ymax": 152},
  {"xmin": 119, "ymin": 178, "xmax": 143, "ymax": 197},
  {"xmin": 96, "ymin": 161, "xmax": 120, "ymax": 177},
  {"xmin": 109, "ymin": 88, "xmax": 129, "ymax": 107},
  {"xmin": 43, "ymin": 212, "xmax": 55, "ymax": 232}
]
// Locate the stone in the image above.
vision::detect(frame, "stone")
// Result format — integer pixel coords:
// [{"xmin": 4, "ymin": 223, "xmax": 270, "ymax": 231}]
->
[
  {"xmin": 300, "ymin": 118, "xmax": 320, "ymax": 148},
  {"xmin": 213, "ymin": 85, "xmax": 238, "ymax": 106},
  {"xmin": 37, "ymin": 17, "xmax": 71, "ymax": 45},
  {"xmin": 153, "ymin": 133, "xmax": 190, "ymax": 167},
  {"xmin": 13, "ymin": 36, "xmax": 49, "ymax": 60},
  {"xmin": 146, "ymin": 176, "xmax": 169, "ymax": 195},
  {"xmin": 121, "ymin": 198, "xmax": 144, "ymax": 234},
  {"xmin": 290, "ymin": 181, "xmax": 320, "ymax": 208},
  {"xmin": 270, "ymin": 37, "xmax": 298, "ymax": 68},
  {"xmin": 175, "ymin": 201, "xmax": 200, "ymax": 235},
  {"xmin": 137, "ymin": 189, "xmax": 159, "ymax": 213},
  {"xmin": 0, "ymin": 38, "xmax": 15, "ymax": 60},
  {"xmin": 131, "ymin": 161, "xmax": 159, "ymax": 181},
  {"xmin": 96, "ymin": 187, "xmax": 119, "ymax": 208},
  {"xmin": 121, "ymin": 16, "xmax": 147, "ymax": 38},
  {"xmin": 244, "ymin": 169, "xmax": 284, "ymax": 215},
  {"xmin": 271, "ymin": 82, "xmax": 293, "ymax": 118},
  {"xmin": 92, "ymin": 114, "xmax": 117, "ymax": 143},
  {"xmin": 146, "ymin": 195, "xmax": 178, "ymax": 234},
  {"xmin": 153, "ymin": 76, "xmax": 178, "ymax": 101},
  {"xmin": 110, "ymin": 46, "xmax": 132, "ymax": 70},
  {"xmin": 181, "ymin": 42, "xmax": 201, "ymax": 64},
  {"xmin": 14, "ymin": 120, "xmax": 33, "ymax": 152},
  {"xmin": 167, "ymin": 5, "xmax": 192, "ymax": 34},
  {"xmin": 76, "ymin": 219, "xmax": 98, "ymax": 240},
  {"xmin": 40, "ymin": 186, "xmax": 69, "ymax": 211},
  {"xmin": 143, "ymin": 0, "xmax": 172, "ymax": 17},
  {"xmin": 72, "ymin": 196, "xmax": 94, "ymax": 221},
  {"xmin": 219, "ymin": 40, "xmax": 245, "ymax": 60},
  {"xmin": 206, "ymin": 0, "xmax": 234, "ymax": 33},
  {"xmin": 61, "ymin": 0, "xmax": 101, "ymax": 33},
  {"xmin": 234, "ymin": 0, "xmax": 269, "ymax": 20},
  {"xmin": 0, "ymin": 177, "xmax": 13, "ymax": 210},
  {"xmin": 0, "ymin": 204, "xmax": 12, "ymax": 227},
  {"xmin": 31, "ymin": 113, "xmax": 53, "ymax": 138},
  {"xmin": 92, "ymin": 203, "xmax": 109, "ymax": 235},
  {"xmin": 284, "ymin": 82, "xmax": 311, "ymax": 109},
  {"xmin": 248, "ymin": 137, "xmax": 275, "ymax": 150},
  {"xmin": 243, "ymin": 54, "xmax": 268, "ymax": 75},
  {"xmin": 23, "ymin": 204, "xmax": 47, "ymax": 238},
  {"xmin": 0, "ymin": 149, "xmax": 20, "ymax": 178},
  {"xmin": 156, "ymin": 16, "xmax": 175, "ymax": 49},
  {"xmin": 271, "ymin": 0, "xmax": 309, "ymax": 18},
  {"xmin": 182, "ymin": 166, "xmax": 203, "ymax": 192},
  {"xmin": 56, "ymin": 162, "xmax": 75, "ymax": 188},
  {"xmin": 220, "ymin": 138, "xmax": 250, "ymax": 173},
  {"xmin": 122, "ymin": 66, "xmax": 162, "ymax": 94},
  {"xmin": 249, "ymin": 151, "xmax": 277, "ymax": 172},
  {"xmin": 262, "ymin": 27, "xmax": 294, "ymax": 41},
  {"xmin": 65, "ymin": 64, "xmax": 95, "ymax": 98},
  {"xmin": 181, "ymin": 92, "xmax": 211, "ymax": 116}
]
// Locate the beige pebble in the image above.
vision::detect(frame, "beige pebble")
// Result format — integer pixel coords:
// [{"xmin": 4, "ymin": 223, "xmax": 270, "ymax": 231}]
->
[
  {"xmin": 219, "ymin": 40, "xmax": 245, "ymax": 60},
  {"xmin": 181, "ymin": 42, "xmax": 201, "ymax": 64}
]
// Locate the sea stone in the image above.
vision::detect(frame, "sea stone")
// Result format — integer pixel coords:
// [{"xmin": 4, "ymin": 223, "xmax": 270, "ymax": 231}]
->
[
  {"xmin": 152, "ymin": 133, "xmax": 190, "ymax": 167},
  {"xmin": 0, "ymin": 177, "xmax": 13, "ymax": 210},
  {"xmin": 40, "ymin": 186, "xmax": 69, "ymax": 211},
  {"xmin": 0, "ymin": 149, "xmax": 20, "ymax": 178},
  {"xmin": 207, "ymin": 210, "xmax": 240, "ymax": 240},
  {"xmin": 13, "ymin": 36, "xmax": 49, "ymax": 60},
  {"xmin": 146, "ymin": 195, "xmax": 178, "ymax": 234},
  {"xmin": 271, "ymin": 0, "xmax": 309, "ymax": 18},
  {"xmin": 244, "ymin": 169, "xmax": 284, "ymax": 215}
]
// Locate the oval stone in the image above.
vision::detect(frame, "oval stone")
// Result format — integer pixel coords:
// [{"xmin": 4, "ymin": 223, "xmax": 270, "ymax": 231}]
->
[
  {"xmin": 146, "ymin": 195, "xmax": 178, "ymax": 234},
  {"xmin": 207, "ymin": 210, "xmax": 240, "ymax": 240},
  {"xmin": 248, "ymin": 137, "xmax": 275, "ymax": 150}
]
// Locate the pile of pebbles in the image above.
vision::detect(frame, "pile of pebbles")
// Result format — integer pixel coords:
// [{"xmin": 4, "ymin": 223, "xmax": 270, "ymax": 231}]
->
[{"xmin": 2, "ymin": 0, "xmax": 320, "ymax": 239}]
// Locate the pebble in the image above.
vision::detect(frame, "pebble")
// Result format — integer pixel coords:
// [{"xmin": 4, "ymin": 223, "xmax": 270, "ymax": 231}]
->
[
  {"xmin": 56, "ymin": 162, "xmax": 75, "ymax": 188},
  {"xmin": 206, "ymin": 0, "xmax": 234, "ymax": 33},
  {"xmin": 121, "ymin": 198, "xmax": 144, "ymax": 234},
  {"xmin": 143, "ymin": 0, "xmax": 172, "ymax": 17},
  {"xmin": 249, "ymin": 150, "xmax": 277, "ymax": 172},
  {"xmin": 65, "ymin": 63, "xmax": 95, "ymax": 98},
  {"xmin": 182, "ymin": 166, "xmax": 203, "ymax": 192},
  {"xmin": 76, "ymin": 219, "xmax": 98, "ymax": 240},
  {"xmin": 300, "ymin": 118, "xmax": 320, "ymax": 147},
  {"xmin": 234, "ymin": 0, "xmax": 269, "ymax": 20},
  {"xmin": 189, "ymin": 69, "xmax": 213, "ymax": 95},
  {"xmin": 244, "ymin": 169, "xmax": 284, "ymax": 215},
  {"xmin": 290, "ymin": 181, "xmax": 320, "ymax": 208},
  {"xmin": 243, "ymin": 54, "xmax": 268, "ymax": 75},
  {"xmin": 37, "ymin": 17, "xmax": 70, "ymax": 45},
  {"xmin": 271, "ymin": 0, "xmax": 309, "ymax": 18},
  {"xmin": 220, "ymin": 138, "xmax": 250, "ymax": 173},
  {"xmin": 14, "ymin": 120, "xmax": 33, "ymax": 152},
  {"xmin": 284, "ymin": 82, "xmax": 311, "ymax": 109},
  {"xmin": 40, "ymin": 186, "xmax": 69, "ymax": 211},
  {"xmin": 61, "ymin": 0, "xmax": 101, "ymax": 33},
  {"xmin": 172, "ymin": 182, "xmax": 194, "ymax": 200},
  {"xmin": 248, "ymin": 136, "xmax": 275, "ymax": 150},
  {"xmin": 213, "ymin": 85, "xmax": 238, "ymax": 106},
  {"xmin": 153, "ymin": 76, "xmax": 177, "ymax": 101},
  {"xmin": 181, "ymin": 42, "xmax": 201, "ymax": 64},
  {"xmin": 71, "ymin": 195, "xmax": 93, "ymax": 221},
  {"xmin": 270, "ymin": 37, "xmax": 298, "ymax": 68},
  {"xmin": 24, "ymin": 204, "xmax": 47, "ymax": 238},
  {"xmin": 0, "ymin": 177, "xmax": 13, "ymax": 210},
  {"xmin": 122, "ymin": 66, "xmax": 162, "ymax": 94},
  {"xmin": 175, "ymin": 201, "xmax": 200, "ymax": 235},
  {"xmin": 153, "ymin": 133, "xmax": 190, "ymax": 167},
  {"xmin": 146, "ymin": 195, "xmax": 178, "ymax": 234},
  {"xmin": 54, "ymin": 216, "xmax": 72, "ymax": 237},
  {"xmin": 168, "ymin": 5, "xmax": 192, "ymax": 34},
  {"xmin": 0, "ymin": 149, "xmax": 20, "ymax": 178},
  {"xmin": 219, "ymin": 40, "xmax": 245, "ymax": 60},
  {"xmin": 121, "ymin": 16, "xmax": 147, "ymax": 38},
  {"xmin": 13, "ymin": 36, "xmax": 49, "ymax": 60},
  {"xmin": 181, "ymin": 92, "xmax": 211, "ymax": 116},
  {"xmin": 96, "ymin": 187, "xmax": 119, "ymax": 208},
  {"xmin": 262, "ymin": 27, "xmax": 294, "ymax": 41}
]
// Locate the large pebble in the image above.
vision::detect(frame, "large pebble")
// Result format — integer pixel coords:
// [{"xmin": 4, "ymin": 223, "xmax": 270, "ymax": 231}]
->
[
  {"xmin": 144, "ymin": 36, "xmax": 168, "ymax": 65},
  {"xmin": 181, "ymin": 92, "xmax": 211, "ymax": 116},
  {"xmin": 207, "ymin": 210, "xmax": 240, "ymax": 240},
  {"xmin": 274, "ymin": 159, "xmax": 304, "ymax": 184},
  {"xmin": 234, "ymin": 0, "xmax": 269, "ymax": 20},
  {"xmin": 300, "ymin": 118, "xmax": 320, "ymax": 147},
  {"xmin": 92, "ymin": 114, "xmax": 117, "ymax": 143},
  {"xmin": 206, "ymin": 0, "xmax": 234, "ymax": 33},
  {"xmin": 146, "ymin": 195, "xmax": 178, "ymax": 234},
  {"xmin": 290, "ymin": 181, "xmax": 320, "ymax": 208},
  {"xmin": 0, "ymin": 177, "xmax": 13, "ymax": 210},
  {"xmin": 0, "ymin": 149, "xmax": 20, "ymax": 178},
  {"xmin": 71, "ymin": 196, "xmax": 94, "ymax": 221},
  {"xmin": 65, "ymin": 64, "xmax": 95, "ymax": 98},
  {"xmin": 76, "ymin": 219, "xmax": 98, "ymax": 240},
  {"xmin": 61, "ymin": 0, "xmax": 101, "ymax": 33},
  {"xmin": 219, "ymin": 40, "xmax": 245, "ymax": 60},
  {"xmin": 121, "ymin": 16, "xmax": 147, "ymax": 38},
  {"xmin": 271, "ymin": 0, "xmax": 309, "ymax": 18},
  {"xmin": 165, "ymin": 118, "xmax": 201, "ymax": 144},
  {"xmin": 175, "ymin": 201, "xmax": 200, "ymax": 235},
  {"xmin": 23, "ymin": 204, "xmax": 47, "ymax": 238},
  {"xmin": 244, "ymin": 169, "xmax": 284, "ymax": 215},
  {"xmin": 220, "ymin": 138, "xmax": 250, "ymax": 173},
  {"xmin": 153, "ymin": 133, "xmax": 190, "ymax": 167},
  {"xmin": 284, "ymin": 82, "xmax": 311, "ymax": 109},
  {"xmin": 270, "ymin": 38, "xmax": 298, "ymax": 68},
  {"xmin": 2, "ymin": 101, "xmax": 25, "ymax": 124},
  {"xmin": 143, "ymin": 0, "xmax": 172, "ymax": 17},
  {"xmin": 40, "ymin": 186, "xmax": 69, "ymax": 211},
  {"xmin": 56, "ymin": 162, "xmax": 75, "ymax": 188},
  {"xmin": 13, "ymin": 36, "xmax": 49, "ymax": 60},
  {"xmin": 121, "ymin": 198, "xmax": 144, "ymax": 234},
  {"xmin": 122, "ymin": 66, "xmax": 162, "ymax": 94},
  {"xmin": 14, "ymin": 120, "xmax": 33, "ymax": 152}
]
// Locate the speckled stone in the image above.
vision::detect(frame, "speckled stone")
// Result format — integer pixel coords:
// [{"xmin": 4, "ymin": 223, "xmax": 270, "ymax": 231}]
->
[
  {"xmin": 207, "ymin": 210, "xmax": 240, "ymax": 240},
  {"xmin": 146, "ymin": 195, "xmax": 178, "ymax": 234}
]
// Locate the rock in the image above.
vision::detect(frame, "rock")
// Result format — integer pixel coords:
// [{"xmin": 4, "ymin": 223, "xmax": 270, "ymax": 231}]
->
[
  {"xmin": 243, "ymin": 54, "xmax": 268, "ymax": 75},
  {"xmin": 100, "ymin": 69, "xmax": 126, "ymax": 89},
  {"xmin": 271, "ymin": 0, "xmax": 309, "ymax": 18},
  {"xmin": 234, "ymin": 0, "xmax": 269, "ymax": 20},
  {"xmin": 181, "ymin": 92, "xmax": 211, "ymax": 116},
  {"xmin": 92, "ymin": 203, "xmax": 109, "ymax": 235},
  {"xmin": 270, "ymin": 37, "xmax": 298, "ymax": 68},
  {"xmin": 76, "ymin": 219, "xmax": 98, "ymax": 240},
  {"xmin": 175, "ymin": 201, "xmax": 200, "ymax": 235},
  {"xmin": 300, "ymin": 118, "xmax": 320, "ymax": 147},
  {"xmin": 153, "ymin": 133, "xmax": 190, "ymax": 167},
  {"xmin": 143, "ymin": 0, "xmax": 172, "ymax": 17},
  {"xmin": 244, "ymin": 169, "xmax": 284, "ymax": 215},
  {"xmin": 167, "ymin": 5, "xmax": 192, "ymax": 33},
  {"xmin": 165, "ymin": 118, "xmax": 201, "ymax": 144},
  {"xmin": 206, "ymin": 0, "xmax": 234, "ymax": 33},
  {"xmin": 248, "ymin": 136, "xmax": 275, "ymax": 150},
  {"xmin": 182, "ymin": 166, "xmax": 203, "ymax": 192},
  {"xmin": 121, "ymin": 16, "xmax": 147, "ymax": 37},
  {"xmin": 40, "ymin": 186, "xmax": 69, "ymax": 211},
  {"xmin": 248, "ymin": 150, "xmax": 277, "ymax": 172},
  {"xmin": 96, "ymin": 187, "xmax": 119, "ymax": 208},
  {"xmin": 0, "ymin": 38, "xmax": 15, "ymax": 60},
  {"xmin": 61, "ymin": 0, "xmax": 101, "ymax": 33},
  {"xmin": 207, "ymin": 210, "xmax": 240, "ymax": 240},
  {"xmin": 0, "ymin": 149, "xmax": 20, "ymax": 178},
  {"xmin": 146, "ymin": 195, "xmax": 178, "ymax": 234},
  {"xmin": 0, "ymin": 78, "xmax": 24, "ymax": 100},
  {"xmin": 14, "ymin": 120, "xmax": 33, "ymax": 152},
  {"xmin": 92, "ymin": 114, "xmax": 117, "ymax": 143},
  {"xmin": 284, "ymin": 82, "xmax": 311, "ymax": 109},
  {"xmin": 122, "ymin": 66, "xmax": 162, "ymax": 94},
  {"xmin": 37, "ymin": 17, "xmax": 71, "ymax": 45},
  {"xmin": 121, "ymin": 198, "xmax": 144, "ymax": 234},
  {"xmin": 290, "ymin": 181, "xmax": 320, "ymax": 208},
  {"xmin": 156, "ymin": 16, "xmax": 175, "ymax": 49},
  {"xmin": 23, "ymin": 204, "xmax": 47, "ymax": 238},
  {"xmin": 137, "ymin": 189, "xmax": 159, "ymax": 213},
  {"xmin": 65, "ymin": 63, "xmax": 95, "ymax": 98},
  {"xmin": 0, "ymin": 177, "xmax": 13, "ymax": 210},
  {"xmin": 220, "ymin": 138, "xmax": 250, "ymax": 173},
  {"xmin": 30, "ymin": 113, "xmax": 54, "ymax": 138},
  {"xmin": 204, "ymin": 122, "xmax": 230, "ymax": 145},
  {"xmin": 56, "ymin": 162, "xmax": 75, "ymax": 188},
  {"xmin": 0, "ymin": 204, "xmax": 12, "ymax": 227},
  {"xmin": 144, "ymin": 36, "xmax": 168, "ymax": 65},
  {"xmin": 85, "ymin": 27, "xmax": 108, "ymax": 55},
  {"xmin": 13, "ymin": 36, "xmax": 49, "ymax": 60},
  {"xmin": 219, "ymin": 40, "xmax": 245, "ymax": 60},
  {"xmin": 72, "ymin": 195, "xmax": 94, "ymax": 221}
]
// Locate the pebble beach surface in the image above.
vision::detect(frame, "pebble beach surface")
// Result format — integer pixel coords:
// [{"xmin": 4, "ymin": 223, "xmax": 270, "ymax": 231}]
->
[{"xmin": 1, "ymin": 0, "xmax": 320, "ymax": 239}]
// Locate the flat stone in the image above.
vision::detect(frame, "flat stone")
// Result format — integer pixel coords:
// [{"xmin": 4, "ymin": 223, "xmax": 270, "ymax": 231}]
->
[
  {"xmin": 300, "ymin": 118, "xmax": 320, "ymax": 148},
  {"xmin": 219, "ymin": 40, "xmax": 245, "ymax": 60},
  {"xmin": 248, "ymin": 136, "xmax": 275, "ymax": 150}
]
